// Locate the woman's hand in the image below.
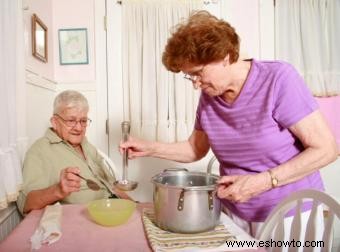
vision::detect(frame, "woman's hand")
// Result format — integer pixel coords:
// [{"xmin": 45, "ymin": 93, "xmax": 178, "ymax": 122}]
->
[
  {"xmin": 216, "ymin": 172, "xmax": 271, "ymax": 203},
  {"xmin": 119, "ymin": 136, "xmax": 155, "ymax": 159},
  {"xmin": 57, "ymin": 167, "xmax": 81, "ymax": 198},
  {"xmin": 119, "ymin": 130, "xmax": 210, "ymax": 162}
]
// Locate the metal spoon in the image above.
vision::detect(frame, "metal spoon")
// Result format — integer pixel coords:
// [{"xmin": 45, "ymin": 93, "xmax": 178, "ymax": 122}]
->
[
  {"xmin": 74, "ymin": 173, "xmax": 101, "ymax": 191},
  {"xmin": 114, "ymin": 121, "xmax": 138, "ymax": 191}
]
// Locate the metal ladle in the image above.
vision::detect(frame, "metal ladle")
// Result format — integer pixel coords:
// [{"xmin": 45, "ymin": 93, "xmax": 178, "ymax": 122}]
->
[{"xmin": 114, "ymin": 121, "xmax": 138, "ymax": 191}]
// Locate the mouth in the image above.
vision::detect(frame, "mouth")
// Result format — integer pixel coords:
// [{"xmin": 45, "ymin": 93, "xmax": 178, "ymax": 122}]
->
[{"xmin": 70, "ymin": 132, "xmax": 82, "ymax": 136}]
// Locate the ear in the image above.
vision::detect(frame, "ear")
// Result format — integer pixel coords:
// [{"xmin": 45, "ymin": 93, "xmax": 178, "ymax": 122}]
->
[
  {"xmin": 50, "ymin": 116, "xmax": 57, "ymax": 130},
  {"xmin": 223, "ymin": 54, "xmax": 230, "ymax": 67}
]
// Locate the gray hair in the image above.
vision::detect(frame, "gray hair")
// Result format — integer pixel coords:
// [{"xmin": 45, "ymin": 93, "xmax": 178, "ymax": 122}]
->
[{"xmin": 53, "ymin": 90, "xmax": 89, "ymax": 114}]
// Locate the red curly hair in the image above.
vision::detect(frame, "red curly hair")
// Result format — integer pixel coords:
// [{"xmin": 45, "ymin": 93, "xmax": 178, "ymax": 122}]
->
[{"xmin": 162, "ymin": 10, "xmax": 240, "ymax": 73}]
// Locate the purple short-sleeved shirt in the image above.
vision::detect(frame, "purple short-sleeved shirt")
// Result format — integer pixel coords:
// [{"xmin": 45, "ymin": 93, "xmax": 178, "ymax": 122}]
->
[{"xmin": 195, "ymin": 59, "xmax": 324, "ymax": 222}]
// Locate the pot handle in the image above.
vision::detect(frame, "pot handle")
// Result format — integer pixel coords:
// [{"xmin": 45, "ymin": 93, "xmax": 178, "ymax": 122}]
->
[
  {"xmin": 177, "ymin": 189, "xmax": 185, "ymax": 211},
  {"xmin": 164, "ymin": 168, "xmax": 188, "ymax": 172},
  {"xmin": 177, "ymin": 189, "xmax": 216, "ymax": 211},
  {"xmin": 208, "ymin": 190, "xmax": 214, "ymax": 210}
]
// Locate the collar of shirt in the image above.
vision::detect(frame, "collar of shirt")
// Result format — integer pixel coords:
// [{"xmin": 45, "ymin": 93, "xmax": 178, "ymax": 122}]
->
[{"xmin": 45, "ymin": 127, "xmax": 88, "ymax": 145}]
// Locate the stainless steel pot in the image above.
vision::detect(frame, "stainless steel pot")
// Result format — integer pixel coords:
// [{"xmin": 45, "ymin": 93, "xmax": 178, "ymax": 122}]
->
[{"xmin": 151, "ymin": 168, "xmax": 221, "ymax": 233}]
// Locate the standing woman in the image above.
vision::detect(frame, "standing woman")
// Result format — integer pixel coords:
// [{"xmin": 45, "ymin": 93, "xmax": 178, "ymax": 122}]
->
[{"xmin": 120, "ymin": 11, "xmax": 338, "ymax": 237}]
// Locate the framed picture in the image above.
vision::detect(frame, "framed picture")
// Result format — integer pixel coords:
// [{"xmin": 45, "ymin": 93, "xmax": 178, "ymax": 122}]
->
[
  {"xmin": 58, "ymin": 28, "xmax": 88, "ymax": 65},
  {"xmin": 32, "ymin": 14, "xmax": 48, "ymax": 62}
]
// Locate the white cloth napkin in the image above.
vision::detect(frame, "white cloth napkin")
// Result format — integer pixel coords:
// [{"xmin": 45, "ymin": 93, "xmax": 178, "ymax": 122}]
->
[{"xmin": 30, "ymin": 202, "xmax": 62, "ymax": 250}]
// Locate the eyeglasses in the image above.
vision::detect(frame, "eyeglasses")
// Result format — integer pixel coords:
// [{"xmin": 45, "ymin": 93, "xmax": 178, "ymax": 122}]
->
[
  {"xmin": 54, "ymin": 114, "xmax": 92, "ymax": 128},
  {"xmin": 183, "ymin": 65, "xmax": 207, "ymax": 82},
  {"xmin": 183, "ymin": 74, "xmax": 200, "ymax": 82}
]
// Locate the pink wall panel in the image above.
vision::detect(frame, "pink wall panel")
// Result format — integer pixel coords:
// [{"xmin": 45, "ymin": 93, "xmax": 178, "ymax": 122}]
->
[
  {"xmin": 25, "ymin": 0, "xmax": 54, "ymax": 79},
  {"xmin": 316, "ymin": 96, "xmax": 340, "ymax": 153},
  {"xmin": 52, "ymin": 0, "xmax": 95, "ymax": 83}
]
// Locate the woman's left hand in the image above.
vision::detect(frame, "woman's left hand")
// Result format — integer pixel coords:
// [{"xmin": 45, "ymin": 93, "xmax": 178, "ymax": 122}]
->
[{"xmin": 216, "ymin": 172, "xmax": 271, "ymax": 203}]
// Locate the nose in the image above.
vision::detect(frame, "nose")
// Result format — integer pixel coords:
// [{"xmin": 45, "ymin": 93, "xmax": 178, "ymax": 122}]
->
[
  {"xmin": 192, "ymin": 79, "xmax": 201, "ymax": 89},
  {"xmin": 73, "ymin": 121, "xmax": 83, "ymax": 130}
]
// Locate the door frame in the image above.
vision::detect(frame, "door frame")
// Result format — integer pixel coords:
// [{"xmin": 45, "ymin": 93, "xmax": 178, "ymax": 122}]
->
[{"xmin": 105, "ymin": 0, "xmax": 124, "ymax": 163}]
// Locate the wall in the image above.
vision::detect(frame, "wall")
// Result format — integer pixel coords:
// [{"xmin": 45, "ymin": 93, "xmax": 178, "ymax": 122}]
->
[
  {"xmin": 25, "ymin": 71, "xmax": 56, "ymax": 145},
  {"xmin": 52, "ymin": 0, "xmax": 95, "ymax": 83},
  {"xmin": 316, "ymin": 97, "xmax": 340, "ymax": 201},
  {"xmin": 320, "ymin": 159, "xmax": 340, "ymax": 201},
  {"xmin": 23, "ymin": 0, "xmax": 54, "ymax": 80},
  {"xmin": 23, "ymin": 0, "xmax": 107, "ymax": 151}
]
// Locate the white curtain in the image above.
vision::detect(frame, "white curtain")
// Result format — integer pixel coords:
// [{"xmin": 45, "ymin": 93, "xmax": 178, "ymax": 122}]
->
[
  {"xmin": 0, "ymin": 0, "xmax": 24, "ymax": 210},
  {"xmin": 121, "ymin": 0, "xmax": 203, "ymax": 142},
  {"xmin": 275, "ymin": 0, "xmax": 340, "ymax": 96}
]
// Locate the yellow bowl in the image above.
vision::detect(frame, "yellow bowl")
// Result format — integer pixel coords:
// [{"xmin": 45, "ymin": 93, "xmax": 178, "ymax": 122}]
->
[{"xmin": 87, "ymin": 199, "xmax": 136, "ymax": 227}]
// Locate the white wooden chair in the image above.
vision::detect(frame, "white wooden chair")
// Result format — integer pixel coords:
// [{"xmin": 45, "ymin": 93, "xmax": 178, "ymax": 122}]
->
[
  {"xmin": 256, "ymin": 189, "xmax": 340, "ymax": 252},
  {"xmin": 97, "ymin": 149, "xmax": 122, "ymax": 180}
]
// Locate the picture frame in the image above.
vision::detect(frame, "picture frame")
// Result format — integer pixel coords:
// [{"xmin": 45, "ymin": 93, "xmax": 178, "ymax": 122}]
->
[
  {"xmin": 32, "ymin": 14, "xmax": 48, "ymax": 62},
  {"xmin": 58, "ymin": 28, "xmax": 89, "ymax": 65}
]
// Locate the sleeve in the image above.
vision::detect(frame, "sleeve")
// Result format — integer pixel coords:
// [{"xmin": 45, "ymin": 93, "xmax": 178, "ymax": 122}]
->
[
  {"xmin": 272, "ymin": 63, "xmax": 318, "ymax": 128},
  {"xmin": 16, "ymin": 147, "xmax": 50, "ymax": 215},
  {"xmin": 194, "ymin": 94, "xmax": 204, "ymax": 131}
]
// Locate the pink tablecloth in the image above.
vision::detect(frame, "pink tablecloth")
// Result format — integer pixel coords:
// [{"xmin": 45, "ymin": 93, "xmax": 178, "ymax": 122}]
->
[
  {"xmin": 0, "ymin": 203, "xmax": 264, "ymax": 252},
  {"xmin": 0, "ymin": 204, "xmax": 152, "ymax": 252}
]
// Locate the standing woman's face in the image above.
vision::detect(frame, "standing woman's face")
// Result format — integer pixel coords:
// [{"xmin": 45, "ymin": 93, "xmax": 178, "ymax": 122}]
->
[
  {"xmin": 181, "ymin": 58, "xmax": 231, "ymax": 97},
  {"xmin": 51, "ymin": 107, "xmax": 89, "ymax": 146}
]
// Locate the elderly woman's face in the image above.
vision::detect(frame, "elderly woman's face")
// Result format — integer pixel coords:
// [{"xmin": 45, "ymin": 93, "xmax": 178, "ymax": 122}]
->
[{"xmin": 52, "ymin": 107, "xmax": 89, "ymax": 146}]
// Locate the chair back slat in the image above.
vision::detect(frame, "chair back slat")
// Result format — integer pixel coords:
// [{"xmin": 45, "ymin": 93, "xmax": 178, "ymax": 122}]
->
[
  {"xmin": 273, "ymin": 212, "xmax": 285, "ymax": 251},
  {"xmin": 304, "ymin": 200, "xmax": 319, "ymax": 243},
  {"xmin": 273, "ymin": 219, "xmax": 285, "ymax": 252},
  {"xmin": 290, "ymin": 199, "xmax": 302, "ymax": 241},
  {"xmin": 323, "ymin": 212, "xmax": 335, "ymax": 252},
  {"xmin": 97, "ymin": 149, "xmax": 122, "ymax": 179}
]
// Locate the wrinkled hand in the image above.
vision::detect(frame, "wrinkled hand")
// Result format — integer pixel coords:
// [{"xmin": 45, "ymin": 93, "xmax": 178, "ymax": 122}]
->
[
  {"xmin": 216, "ymin": 172, "xmax": 270, "ymax": 203},
  {"xmin": 119, "ymin": 136, "xmax": 154, "ymax": 159},
  {"xmin": 58, "ymin": 167, "xmax": 81, "ymax": 198}
]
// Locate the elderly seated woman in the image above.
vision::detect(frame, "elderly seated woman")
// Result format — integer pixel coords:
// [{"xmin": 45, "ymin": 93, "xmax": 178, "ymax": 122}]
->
[{"xmin": 17, "ymin": 90, "xmax": 130, "ymax": 215}]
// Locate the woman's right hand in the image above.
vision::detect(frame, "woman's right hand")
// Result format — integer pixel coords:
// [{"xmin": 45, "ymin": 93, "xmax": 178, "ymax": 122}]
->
[
  {"xmin": 119, "ymin": 136, "xmax": 155, "ymax": 159},
  {"xmin": 119, "ymin": 130, "xmax": 210, "ymax": 162},
  {"xmin": 58, "ymin": 167, "xmax": 81, "ymax": 198}
]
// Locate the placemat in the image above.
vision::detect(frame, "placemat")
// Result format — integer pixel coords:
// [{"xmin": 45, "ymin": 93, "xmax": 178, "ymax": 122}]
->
[{"xmin": 142, "ymin": 209, "xmax": 236, "ymax": 252}]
